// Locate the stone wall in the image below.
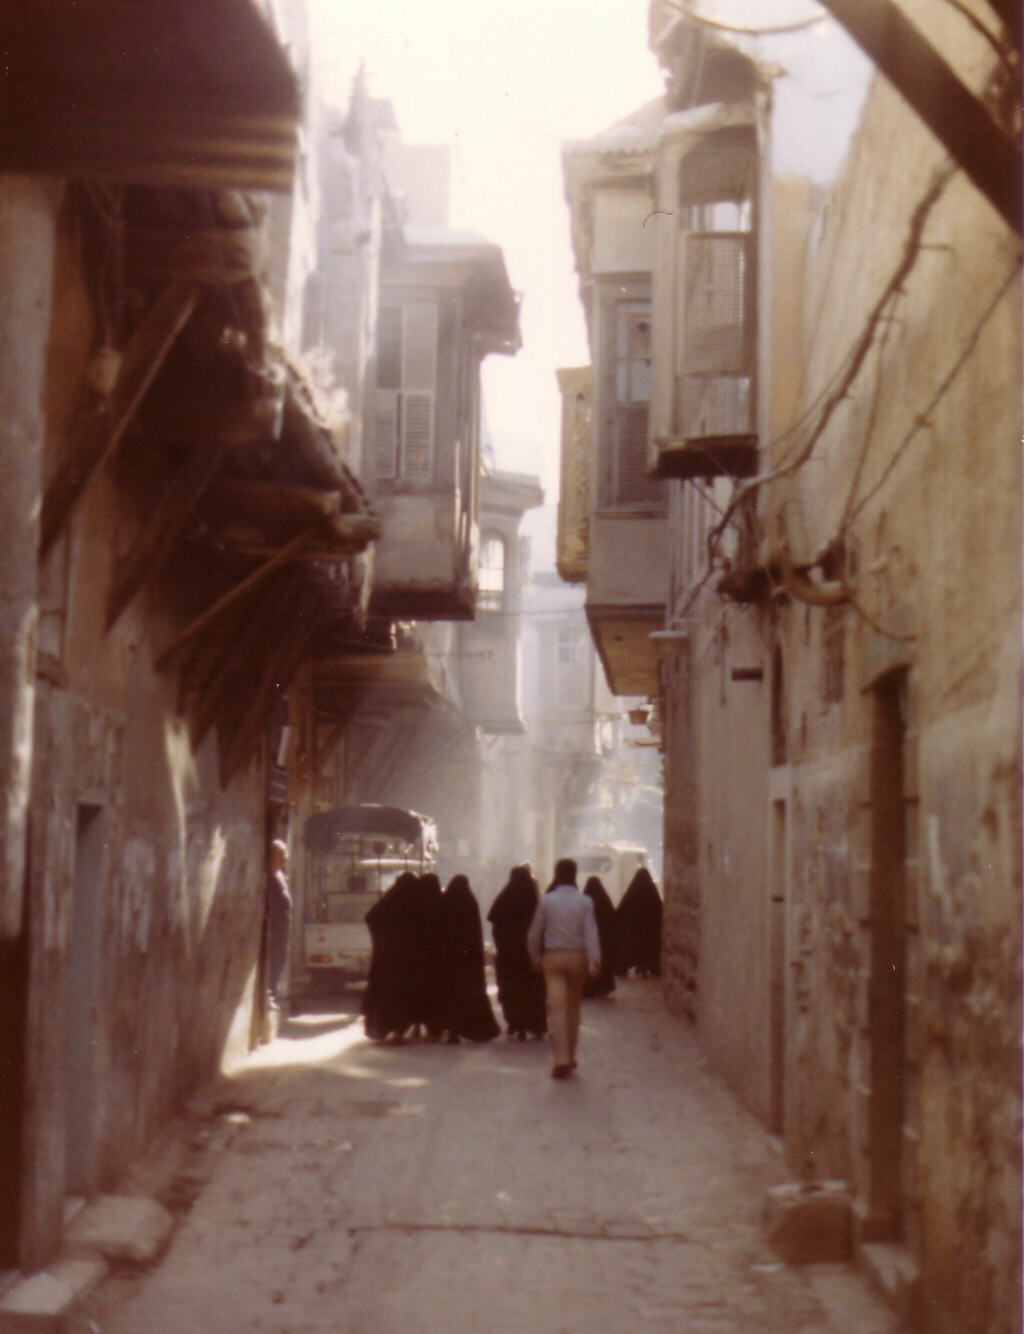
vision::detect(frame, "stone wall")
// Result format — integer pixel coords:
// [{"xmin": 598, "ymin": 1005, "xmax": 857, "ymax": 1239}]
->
[
  {"xmin": 658, "ymin": 27, "xmax": 1019, "ymax": 1329},
  {"xmin": 19, "ymin": 198, "xmax": 269, "ymax": 1269},
  {"xmin": 763, "ymin": 61, "xmax": 1021, "ymax": 1332}
]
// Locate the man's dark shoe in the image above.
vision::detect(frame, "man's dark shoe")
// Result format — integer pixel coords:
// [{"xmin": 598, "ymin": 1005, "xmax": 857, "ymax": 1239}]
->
[{"xmin": 550, "ymin": 1064, "xmax": 572, "ymax": 1079}]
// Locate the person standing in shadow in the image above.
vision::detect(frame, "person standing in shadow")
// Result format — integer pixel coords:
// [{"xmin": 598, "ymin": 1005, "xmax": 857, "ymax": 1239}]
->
[{"xmin": 266, "ymin": 838, "xmax": 292, "ymax": 1011}]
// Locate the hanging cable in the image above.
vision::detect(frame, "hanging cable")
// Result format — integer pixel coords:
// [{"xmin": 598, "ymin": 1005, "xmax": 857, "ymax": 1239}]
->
[
  {"xmin": 704, "ymin": 160, "xmax": 957, "ymax": 564},
  {"xmin": 843, "ymin": 256, "xmax": 1021, "ymax": 529},
  {"xmin": 656, "ymin": 0, "xmax": 827, "ymax": 37}
]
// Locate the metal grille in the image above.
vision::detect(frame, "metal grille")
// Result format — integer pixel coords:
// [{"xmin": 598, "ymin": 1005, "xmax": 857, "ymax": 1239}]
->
[
  {"xmin": 615, "ymin": 403, "xmax": 660, "ymax": 504},
  {"xmin": 677, "ymin": 231, "xmax": 753, "ymax": 439},
  {"xmin": 374, "ymin": 302, "xmax": 437, "ymax": 480},
  {"xmin": 401, "ymin": 392, "xmax": 434, "ymax": 481}
]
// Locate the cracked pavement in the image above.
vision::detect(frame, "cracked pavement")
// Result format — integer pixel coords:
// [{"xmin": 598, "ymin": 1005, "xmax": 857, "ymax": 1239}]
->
[{"xmin": 87, "ymin": 980, "xmax": 901, "ymax": 1333}]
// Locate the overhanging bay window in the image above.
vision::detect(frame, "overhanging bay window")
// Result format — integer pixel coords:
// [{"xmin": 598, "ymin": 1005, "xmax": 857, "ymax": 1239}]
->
[
  {"xmin": 597, "ymin": 280, "xmax": 663, "ymax": 509},
  {"xmin": 676, "ymin": 226, "xmax": 753, "ymax": 441},
  {"xmin": 653, "ymin": 118, "xmax": 759, "ymax": 479},
  {"xmin": 374, "ymin": 301, "xmax": 438, "ymax": 482}
]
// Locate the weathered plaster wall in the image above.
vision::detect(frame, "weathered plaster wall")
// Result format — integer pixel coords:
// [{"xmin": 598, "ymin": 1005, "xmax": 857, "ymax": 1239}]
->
[
  {"xmin": 21, "ymin": 202, "xmax": 269, "ymax": 1268},
  {"xmin": 692, "ymin": 610, "xmax": 772, "ymax": 1120},
  {"xmin": 763, "ymin": 55, "xmax": 1020, "ymax": 1331},
  {"xmin": 659, "ymin": 637, "xmax": 697, "ymax": 1020},
  {"xmin": 0, "ymin": 179, "xmax": 59, "ymax": 941}
]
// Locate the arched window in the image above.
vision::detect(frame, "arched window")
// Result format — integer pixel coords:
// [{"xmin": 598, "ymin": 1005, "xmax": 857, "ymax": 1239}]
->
[{"xmin": 478, "ymin": 533, "xmax": 505, "ymax": 611}]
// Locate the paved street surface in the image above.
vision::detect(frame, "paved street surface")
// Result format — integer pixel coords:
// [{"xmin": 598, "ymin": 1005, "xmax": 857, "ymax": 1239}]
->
[{"xmin": 88, "ymin": 980, "xmax": 900, "ymax": 1333}]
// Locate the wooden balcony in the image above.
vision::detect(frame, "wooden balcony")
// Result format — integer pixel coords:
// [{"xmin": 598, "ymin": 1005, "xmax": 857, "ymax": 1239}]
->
[
  {"xmin": 556, "ymin": 367, "xmax": 591, "ymax": 583},
  {"xmin": 369, "ymin": 228, "xmax": 520, "ymax": 621},
  {"xmin": 585, "ymin": 511, "xmax": 668, "ymax": 697},
  {"xmin": 653, "ymin": 431, "xmax": 758, "ymax": 480}
]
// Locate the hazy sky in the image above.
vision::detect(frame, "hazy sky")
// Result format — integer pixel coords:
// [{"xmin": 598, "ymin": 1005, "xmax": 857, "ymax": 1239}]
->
[{"xmin": 310, "ymin": 0, "xmax": 666, "ymax": 497}]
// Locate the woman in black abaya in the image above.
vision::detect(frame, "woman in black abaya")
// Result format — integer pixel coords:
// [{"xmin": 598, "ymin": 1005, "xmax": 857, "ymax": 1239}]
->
[
  {"xmin": 614, "ymin": 867, "xmax": 663, "ymax": 977},
  {"xmin": 582, "ymin": 875, "xmax": 617, "ymax": 998},
  {"xmin": 362, "ymin": 871, "xmax": 419, "ymax": 1040},
  {"xmin": 487, "ymin": 865, "xmax": 546, "ymax": 1039},
  {"xmin": 439, "ymin": 874, "xmax": 500, "ymax": 1042},
  {"xmin": 409, "ymin": 871, "xmax": 447, "ymax": 1039}
]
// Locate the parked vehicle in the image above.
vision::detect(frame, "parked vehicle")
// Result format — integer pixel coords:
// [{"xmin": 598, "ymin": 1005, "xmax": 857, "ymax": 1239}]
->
[
  {"xmin": 569, "ymin": 844, "xmax": 651, "ymax": 907},
  {"xmin": 302, "ymin": 804, "xmax": 438, "ymax": 987}
]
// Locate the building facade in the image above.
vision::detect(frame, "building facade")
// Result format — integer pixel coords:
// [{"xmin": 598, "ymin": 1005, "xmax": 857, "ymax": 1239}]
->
[
  {"xmin": 559, "ymin": 2, "xmax": 1021, "ymax": 1328},
  {"xmin": 0, "ymin": 0, "xmax": 526, "ymax": 1279}
]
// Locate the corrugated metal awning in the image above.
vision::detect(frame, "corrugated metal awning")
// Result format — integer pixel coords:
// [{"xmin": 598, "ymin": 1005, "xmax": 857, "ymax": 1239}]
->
[{"xmin": 0, "ymin": 0, "xmax": 299, "ymax": 190}]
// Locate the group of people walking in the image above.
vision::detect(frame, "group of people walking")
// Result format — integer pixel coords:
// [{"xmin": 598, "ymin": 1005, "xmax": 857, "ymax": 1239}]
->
[
  {"xmin": 362, "ymin": 871, "xmax": 499, "ymax": 1044},
  {"xmin": 362, "ymin": 858, "xmax": 663, "ymax": 1081}
]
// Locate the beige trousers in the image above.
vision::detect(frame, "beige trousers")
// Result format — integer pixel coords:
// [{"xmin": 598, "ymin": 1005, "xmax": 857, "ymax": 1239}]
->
[{"xmin": 542, "ymin": 949, "xmax": 588, "ymax": 1066}]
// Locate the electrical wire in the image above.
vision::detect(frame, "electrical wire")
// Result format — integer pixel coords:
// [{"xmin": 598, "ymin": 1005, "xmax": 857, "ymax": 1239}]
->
[
  {"xmin": 704, "ymin": 160, "xmax": 957, "ymax": 563},
  {"xmin": 656, "ymin": 0, "xmax": 827, "ymax": 37},
  {"xmin": 940, "ymin": 0, "xmax": 1015, "ymax": 69},
  {"xmin": 843, "ymin": 255, "xmax": 1021, "ymax": 528}
]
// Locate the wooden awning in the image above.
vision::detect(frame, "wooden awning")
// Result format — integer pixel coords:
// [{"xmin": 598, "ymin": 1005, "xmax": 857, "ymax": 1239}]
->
[{"xmin": 0, "ymin": 1, "xmax": 299, "ymax": 190}]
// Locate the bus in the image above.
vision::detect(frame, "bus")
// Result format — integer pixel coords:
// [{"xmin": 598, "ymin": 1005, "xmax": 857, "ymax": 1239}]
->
[
  {"xmin": 569, "ymin": 844, "xmax": 651, "ymax": 907},
  {"xmin": 302, "ymin": 804, "xmax": 438, "ymax": 987}
]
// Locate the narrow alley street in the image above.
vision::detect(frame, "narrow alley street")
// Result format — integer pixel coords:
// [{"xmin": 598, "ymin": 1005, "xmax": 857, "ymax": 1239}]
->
[{"xmin": 86, "ymin": 982, "xmax": 899, "ymax": 1334}]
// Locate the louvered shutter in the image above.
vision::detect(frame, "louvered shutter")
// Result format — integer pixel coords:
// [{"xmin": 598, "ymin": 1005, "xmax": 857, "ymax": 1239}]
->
[
  {"xmin": 375, "ymin": 306, "xmax": 402, "ymax": 480},
  {"xmin": 400, "ymin": 303, "xmax": 437, "ymax": 481},
  {"xmin": 615, "ymin": 403, "xmax": 659, "ymax": 504},
  {"xmin": 374, "ymin": 390, "xmax": 399, "ymax": 480}
]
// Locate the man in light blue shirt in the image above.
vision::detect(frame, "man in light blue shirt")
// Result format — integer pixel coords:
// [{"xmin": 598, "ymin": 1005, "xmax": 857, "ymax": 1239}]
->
[{"xmin": 527, "ymin": 858, "xmax": 601, "ymax": 1078}]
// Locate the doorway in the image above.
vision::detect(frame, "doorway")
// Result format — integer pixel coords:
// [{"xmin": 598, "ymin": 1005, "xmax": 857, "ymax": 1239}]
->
[
  {"xmin": 65, "ymin": 803, "xmax": 105, "ymax": 1195},
  {"xmin": 0, "ymin": 908, "xmax": 28, "ymax": 1264},
  {"xmin": 865, "ymin": 670, "xmax": 908, "ymax": 1237},
  {"xmin": 769, "ymin": 797, "xmax": 787, "ymax": 1134}
]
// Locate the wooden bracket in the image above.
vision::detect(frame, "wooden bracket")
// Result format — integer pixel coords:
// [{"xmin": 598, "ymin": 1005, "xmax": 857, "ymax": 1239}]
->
[
  {"xmin": 154, "ymin": 532, "xmax": 310, "ymax": 670},
  {"xmin": 105, "ymin": 436, "xmax": 231, "ymax": 630},
  {"xmin": 39, "ymin": 282, "xmax": 199, "ymax": 557}
]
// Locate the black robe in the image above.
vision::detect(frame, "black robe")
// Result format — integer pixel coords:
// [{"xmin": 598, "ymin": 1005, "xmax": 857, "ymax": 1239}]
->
[
  {"xmin": 439, "ymin": 875, "xmax": 500, "ymax": 1042},
  {"xmin": 409, "ymin": 872, "xmax": 447, "ymax": 1036},
  {"xmin": 362, "ymin": 871, "xmax": 420, "ymax": 1039},
  {"xmin": 614, "ymin": 867, "xmax": 663, "ymax": 977},
  {"xmin": 582, "ymin": 876, "xmax": 617, "ymax": 998},
  {"xmin": 487, "ymin": 866, "xmax": 546, "ymax": 1037}
]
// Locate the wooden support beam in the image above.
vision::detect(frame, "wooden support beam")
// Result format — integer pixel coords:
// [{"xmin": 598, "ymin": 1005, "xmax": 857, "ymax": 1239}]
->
[
  {"xmin": 183, "ymin": 570, "xmax": 301, "ymax": 750},
  {"xmin": 154, "ymin": 532, "xmax": 310, "ymax": 669},
  {"xmin": 105, "ymin": 438, "xmax": 231, "ymax": 630},
  {"xmin": 200, "ymin": 477, "xmax": 381, "ymax": 551},
  {"xmin": 39, "ymin": 282, "xmax": 199, "ymax": 556},
  {"xmin": 219, "ymin": 586, "xmax": 328, "ymax": 784},
  {"xmin": 314, "ymin": 718, "xmax": 348, "ymax": 779},
  {"xmin": 204, "ymin": 477, "xmax": 345, "ymax": 523},
  {"xmin": 124, "ymin": 225, "xmax": 265, "ymax": 286},
  {"xmin": 984, "ymin": 0, "xmax": 1020, "ymax": 50},
  {"xmin": 815, "ymin": 0, "xmax": 1021, "ymax": 233}
]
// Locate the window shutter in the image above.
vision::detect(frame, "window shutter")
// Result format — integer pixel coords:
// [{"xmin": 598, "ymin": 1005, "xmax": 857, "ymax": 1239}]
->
[
  {"xmin": 401, "ymin": 392, "xmax": 434, "ymax": 481},
  {"xmin": 374, "ymin": 389, "xmax": 399, "ymax": 480},
  {"xmin": 401, "ymin": 303, "xmax": 437, "ymax": 481},
  {"xmin": 376, "ymin": 305, "xmax": 402, "ymax": 389},
  {"xmin": 615, "ymin": 402, "xmax": 660, "ymax": 504}
]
